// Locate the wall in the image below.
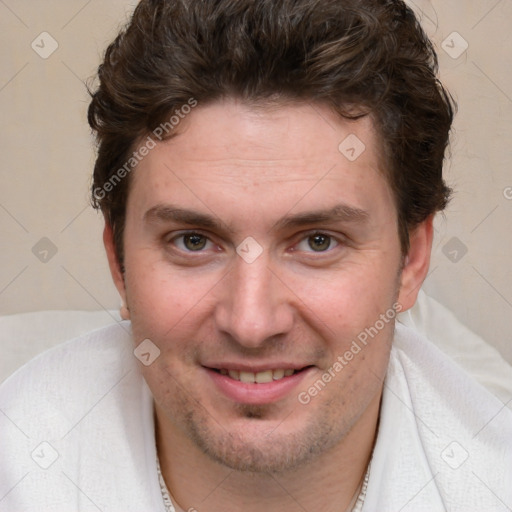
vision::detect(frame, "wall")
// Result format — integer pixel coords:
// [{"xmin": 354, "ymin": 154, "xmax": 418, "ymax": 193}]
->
[{"xmin": 1, "ymin": 0, "xmax": 511, "ymax": 362}]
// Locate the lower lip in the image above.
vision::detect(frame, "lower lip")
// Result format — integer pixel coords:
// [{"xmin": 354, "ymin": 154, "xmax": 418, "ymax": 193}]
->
[{"xmin": 205, "ymin": 367, "xmax": 313, "ymax": 405}]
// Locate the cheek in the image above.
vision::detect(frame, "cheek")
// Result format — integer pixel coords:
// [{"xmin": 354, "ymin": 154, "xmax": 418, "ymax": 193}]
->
[
  {"xmin": 124, "ymin": 250, "xmax": 220, "ymax": 335},
  {"xmin": 291, "ymin": 262, "xmax": 399, "ymax": 381},
  {"xmin": 292, "ymin": 260, "xmax": 399, "ymax": 327}
]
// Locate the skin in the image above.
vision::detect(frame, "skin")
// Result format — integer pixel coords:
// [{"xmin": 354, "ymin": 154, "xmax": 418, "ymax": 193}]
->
[{"xmin": 104, "ymin": 98, "xmax": 433, "ymax": 511}]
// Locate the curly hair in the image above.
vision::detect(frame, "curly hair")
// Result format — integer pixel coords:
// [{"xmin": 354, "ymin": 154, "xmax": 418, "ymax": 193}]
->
[{"xmin": 88, "ymin": 0, "xmax": 454, "ymax": 264}]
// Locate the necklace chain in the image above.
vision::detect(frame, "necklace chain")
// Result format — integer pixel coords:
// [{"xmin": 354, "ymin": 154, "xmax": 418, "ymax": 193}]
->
[{"xmin": 157, "ymin": 456, "xmax": 176, "ymax": 512}]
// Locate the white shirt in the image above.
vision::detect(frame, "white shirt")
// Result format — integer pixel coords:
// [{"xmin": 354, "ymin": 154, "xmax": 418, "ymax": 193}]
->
[{"xmin": 0, "ymin": 322, "xmax": 510, "ymax": 511}]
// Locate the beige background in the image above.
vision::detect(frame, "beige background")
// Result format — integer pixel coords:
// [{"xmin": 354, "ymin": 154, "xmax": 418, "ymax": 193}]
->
[{"xmin": 1, "ymin": 0, "xmax": 511, "ymax": 362}]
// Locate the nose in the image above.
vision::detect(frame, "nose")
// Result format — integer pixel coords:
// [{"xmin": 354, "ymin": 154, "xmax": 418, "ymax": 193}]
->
[{"xmin": 214, "ymin": 252, "xmax": 294, "ymax": 349}]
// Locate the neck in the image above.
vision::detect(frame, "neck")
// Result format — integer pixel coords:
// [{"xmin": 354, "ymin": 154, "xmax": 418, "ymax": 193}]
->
[{"xmin": 156, "ymin": 393, "xmax": 380, "ymax": 512}]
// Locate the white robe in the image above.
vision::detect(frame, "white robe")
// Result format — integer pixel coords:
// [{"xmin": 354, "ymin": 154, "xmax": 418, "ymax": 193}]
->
[{"xmin": 0, "ymin": 322, "xmax": 510, "ymax": 511}]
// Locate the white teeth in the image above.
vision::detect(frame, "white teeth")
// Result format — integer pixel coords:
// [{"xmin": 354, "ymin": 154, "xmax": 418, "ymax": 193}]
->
[
  {"xmin": 228, "ymin": 369, "xmax": 240, "ymax": 380},
  {"xmin": 255, "ymin": 370, "xmax": 273, "ymax": 384},
  {"xmin": 239, "ymin": 371, "xmax": 255, "ymax": 383},
  {"xmin": 272, "ymin": 369, "xmax": 285, "ymax": 380},
  {"xmin": 220, "ymin": 368, "xmax": 297, "ymax": 382}
]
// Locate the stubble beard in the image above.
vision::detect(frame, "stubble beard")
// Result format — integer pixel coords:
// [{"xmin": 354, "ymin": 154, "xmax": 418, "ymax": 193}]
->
[{"xmin": 171, "ymin": 388, "xmax": 361, "ymax": 474}]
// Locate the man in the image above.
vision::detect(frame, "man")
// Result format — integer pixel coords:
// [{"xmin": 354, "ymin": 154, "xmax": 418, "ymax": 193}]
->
[{"xmin": 1, "ymin": 0, "xmax": 511, "ymax": 511}]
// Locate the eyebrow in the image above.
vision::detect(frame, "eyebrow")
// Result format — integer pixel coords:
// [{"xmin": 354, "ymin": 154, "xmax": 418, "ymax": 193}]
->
[
  {"xmin": 144, "ymin": 205, "xmax": 223, "ymax": 230},
  {"xmin": 143, "ymin": 203, "xmax": 369, "ymax": 233},
  {"xmin": 273, "ymin": 203, "xmax": 369, "ymax": 231}
]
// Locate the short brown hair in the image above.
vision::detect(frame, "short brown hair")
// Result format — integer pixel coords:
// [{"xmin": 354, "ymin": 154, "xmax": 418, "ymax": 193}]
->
[{"xmin": 88, "ymin": 0, "xmax": 454, "ymax": 264}]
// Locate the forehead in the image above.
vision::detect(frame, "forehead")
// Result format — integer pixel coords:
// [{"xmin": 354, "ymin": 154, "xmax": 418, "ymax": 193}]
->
[{"xmin": 128, "ymin": 99, "xmax": 395, "ymax": 225}]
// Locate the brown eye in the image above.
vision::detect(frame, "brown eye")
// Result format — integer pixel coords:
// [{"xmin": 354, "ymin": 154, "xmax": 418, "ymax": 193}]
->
[
  {"xmin": 307, "ymin": 234, "xmax": 332, "ymax": 252},
  {"xmin": 183, "ymin": 233, "xmax": 208, "ymax": 251}
]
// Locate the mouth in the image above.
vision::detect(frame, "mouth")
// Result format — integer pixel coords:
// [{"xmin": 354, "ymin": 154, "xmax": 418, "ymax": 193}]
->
[
  {"xmin": 205, "ymin": 365, "xmax": 314, "ymax": 404},
  {"xmin": 212, "ymin": 367, "xmax": 308, "ymax": 383}
]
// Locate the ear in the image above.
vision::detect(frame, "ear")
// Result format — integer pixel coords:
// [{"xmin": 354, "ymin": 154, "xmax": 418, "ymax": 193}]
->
[
  {"xmin": 397, "ymin": 215, "xmax": 434, "ymax": 312},
  {"xmin": 103, "ymin": 221, "xmax": 127, "ymax": 306}
]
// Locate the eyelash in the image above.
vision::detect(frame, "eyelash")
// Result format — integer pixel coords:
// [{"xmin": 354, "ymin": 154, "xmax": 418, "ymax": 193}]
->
[{"xmin": 167, "ymin": 230, "xmax": 343, "ymax": 256}]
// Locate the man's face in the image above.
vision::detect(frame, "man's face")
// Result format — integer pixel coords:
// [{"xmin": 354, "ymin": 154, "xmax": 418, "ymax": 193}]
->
[{"xmin": 113, "ymin": 99, "xmax": 412, "ymax": 472}]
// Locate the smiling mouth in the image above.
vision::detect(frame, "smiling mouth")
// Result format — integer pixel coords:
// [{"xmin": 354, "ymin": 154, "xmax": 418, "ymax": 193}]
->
[{"xmin": 211, "ymin": 367, "xmax": 311, "ymax": 383}]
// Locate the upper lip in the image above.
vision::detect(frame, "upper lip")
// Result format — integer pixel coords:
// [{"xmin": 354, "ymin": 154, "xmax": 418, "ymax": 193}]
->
[{"xmin": 203, "ymin": 362, "xmax": 312, "ymax": 372}]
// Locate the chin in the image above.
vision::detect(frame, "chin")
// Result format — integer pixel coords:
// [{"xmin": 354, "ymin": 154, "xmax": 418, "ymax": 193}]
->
[{"xmin": 182, "ymin": 402, "xmax": 350, "ymax": 473}]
